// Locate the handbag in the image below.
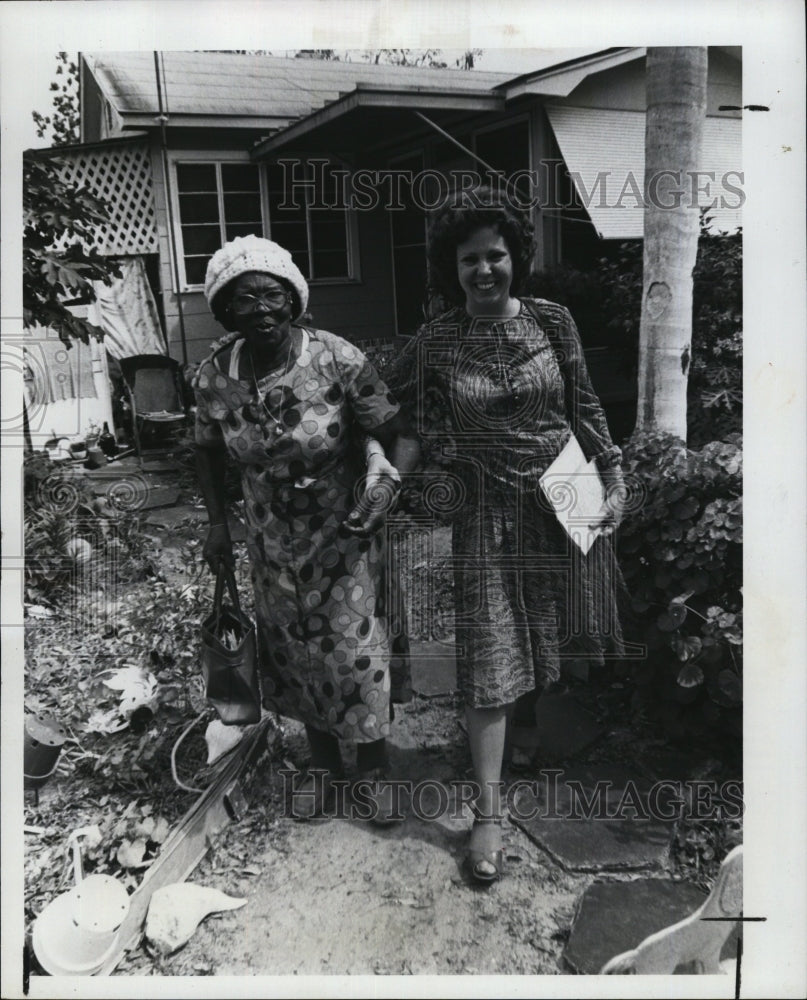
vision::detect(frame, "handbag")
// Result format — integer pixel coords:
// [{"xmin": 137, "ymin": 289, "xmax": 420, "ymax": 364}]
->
[{"xmin": 200, "ymin": 564, "xmax": 261, "ymax": 725}]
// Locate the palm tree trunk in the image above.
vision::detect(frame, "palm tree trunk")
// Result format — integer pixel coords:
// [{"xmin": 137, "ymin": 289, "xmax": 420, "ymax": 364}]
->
[{"xmin": 635, "ymin": 47, "xmax": 708, "ymax": 440}]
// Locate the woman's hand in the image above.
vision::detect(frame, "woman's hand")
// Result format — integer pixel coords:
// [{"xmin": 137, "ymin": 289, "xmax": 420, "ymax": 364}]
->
[
  {"xmin": 344, "ymin": 454, "xmax": 401, "ymax": 536},
  {"xmin": 592, "ymin": 466, "xmax": 626, "ymax": 538},
  {"xmin": 203, "ymin": 522, "xmax": 235, "ymax": 573}
]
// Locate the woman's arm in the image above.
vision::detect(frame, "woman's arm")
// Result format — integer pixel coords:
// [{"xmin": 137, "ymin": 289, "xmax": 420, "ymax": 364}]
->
[
  {"xmin": 529, "ymin": 300, "xmax": 626, "ymax": 534},
  {"xmin": 196, "ymin": 442, "xmax": 235, "ymax": 571},
  {"xmin": 346, "ymin": 414, "xmax": 421, "ymax": 535}
]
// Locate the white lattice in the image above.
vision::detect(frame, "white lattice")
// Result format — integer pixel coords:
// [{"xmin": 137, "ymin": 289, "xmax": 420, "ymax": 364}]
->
[{"xmin": 54, "ymin": 142, "xmax": 158, "ymax": 255}]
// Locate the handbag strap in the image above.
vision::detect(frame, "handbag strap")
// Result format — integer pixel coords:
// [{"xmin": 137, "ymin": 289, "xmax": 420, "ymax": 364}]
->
[{"xmin": 212, "ymin": 563, "xmax": 242, "ymax": 631}]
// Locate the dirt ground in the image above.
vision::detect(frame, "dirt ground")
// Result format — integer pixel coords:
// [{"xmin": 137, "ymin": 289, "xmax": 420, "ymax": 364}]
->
[{"xmin": 118, "ymin": 696, "xmax": 590, "ymax": 977}]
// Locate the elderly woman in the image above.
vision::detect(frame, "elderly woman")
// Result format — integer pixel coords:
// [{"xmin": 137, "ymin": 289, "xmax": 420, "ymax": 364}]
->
[
  {"xmin": 194, "ymin": 235, "xmax": 419, "ymax": 821},
  {"xmin": 385, "ymin": 188, "xmax": 628, "ymax": 882}
]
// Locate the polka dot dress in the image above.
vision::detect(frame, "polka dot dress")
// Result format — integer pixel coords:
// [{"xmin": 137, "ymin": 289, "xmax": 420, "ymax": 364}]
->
[{"xmin": 194, "ymin": 328, "xmax": 411, "ymax": 741}]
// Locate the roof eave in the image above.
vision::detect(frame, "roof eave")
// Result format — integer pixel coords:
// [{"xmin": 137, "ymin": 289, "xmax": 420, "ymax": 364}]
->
[
  {"xmin": 500, "ymin": 47, "xmax": 645, "ymax": 99},
  {"xmin": 116, "ymin": 114, "xmax": 293, "ymax": 131},
  {"xmin": 251, "ymin": 86, "xmax": 505, "ymax": 159}
]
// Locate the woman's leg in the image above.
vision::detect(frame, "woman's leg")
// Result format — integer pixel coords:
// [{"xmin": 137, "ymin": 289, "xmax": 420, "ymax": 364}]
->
[
  {"xmin": 465, "ymin": 705, "xmax": 508, "ymax": 817},
  {"xmin": 465, "ymin": 704, "xmax": 511, "ymax": 877},
  {"xmin": 356, "ymin": 738, "xmax": 388, "ymax": 774},
  {"xmin": 305, "ymin": 725, "xmax": 343, "ymax": 772}
]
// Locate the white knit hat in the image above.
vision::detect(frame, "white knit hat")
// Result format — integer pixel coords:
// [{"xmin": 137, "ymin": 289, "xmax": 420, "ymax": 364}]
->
[{"xmin": 204, "ymin": 235, "xmax": 309, "ymax": 321}]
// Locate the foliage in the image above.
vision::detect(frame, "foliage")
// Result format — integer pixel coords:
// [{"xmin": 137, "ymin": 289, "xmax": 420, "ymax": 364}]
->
[
  {"xmin": 23, "ymin": 153, "xmax": 121, "ymax": 345},
  {"xmin": 672, "ymin": 813, "xmax": 743, "ymax": 890},
  {"xmin": 293, "ymin": 48, "xmax": 481, "ymax": 68},
  {"xmin": 528, "ymin": 217, "xmax": 742, "ymax": 443},
  {"xmin": 23, "ymin": 455, "xmax": 155, "ymax": 606},
  {"xmin": 617, "ymin": 431, "xmax": 742, "ymax": 748},
  {"xmin": 686, "ymin": 225, "xmax": 743, "ymax": 446},
  {"xmin": 31, "ymin": 51, "xmax": 80, "ymax": 146}
]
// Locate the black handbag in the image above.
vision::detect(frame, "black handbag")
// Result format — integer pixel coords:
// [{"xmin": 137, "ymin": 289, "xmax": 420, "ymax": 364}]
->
[{"xmin": 200, "ymin": 564, "xmax": 261, "ymax": 725}]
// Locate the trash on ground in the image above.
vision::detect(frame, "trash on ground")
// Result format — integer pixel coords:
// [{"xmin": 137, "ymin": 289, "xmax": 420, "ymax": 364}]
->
[{"xmin": 144, "ymin": 882, "xmax": 247, "ymax": 955}]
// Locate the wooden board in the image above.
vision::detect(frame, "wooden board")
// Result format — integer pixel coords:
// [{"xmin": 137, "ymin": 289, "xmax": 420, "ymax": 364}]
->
[{"xmin": 96, "ymin": 716, "xmax": 272, "ymax": 976}]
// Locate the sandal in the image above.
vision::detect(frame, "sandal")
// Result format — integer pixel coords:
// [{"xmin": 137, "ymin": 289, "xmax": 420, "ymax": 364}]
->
[
  {"xmin": 289, "ymin": 768, "xmax": 342, "ymax": 821},
  {"xmin": 466, "ymin": 814, "xmax": 504, "ymax": 885},
  {"xmin": 353, "ymin": 768, "xmax": 406, "ymax": 827}
]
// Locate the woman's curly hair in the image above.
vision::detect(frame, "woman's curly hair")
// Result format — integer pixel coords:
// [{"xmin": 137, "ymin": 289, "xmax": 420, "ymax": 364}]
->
[
  {"xmin": 209, "ymin": 273, "xmax": 300, "ymax": 332},
  {"xmin": 426, "ymin": 186, "xmax": 537, "ymax": 306}
]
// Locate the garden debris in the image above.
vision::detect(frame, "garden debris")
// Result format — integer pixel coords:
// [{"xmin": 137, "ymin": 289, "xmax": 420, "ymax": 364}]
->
[
  {"xmin": 85, "ymin": 665, "xmax": 159, "ymax": 734},
  {"xmin": 205, "ymin": 718, "xmax": 250, "ymax": 764},
  {"xmin": 144, "ymin": 882, "xmax": 246, "ymax": 955}
]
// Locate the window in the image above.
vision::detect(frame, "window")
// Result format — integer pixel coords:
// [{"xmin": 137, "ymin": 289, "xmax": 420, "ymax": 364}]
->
[
  {"xmin": 266, "ymin": 161, "xmax": 351, "ymax": 282},
  {"xmin": 176, "ymin": 162, "xmax": 262, "ymax": 285},
  {"xmin": 174, "ymin": 158, "xmax": 353, "ymax": 288}
]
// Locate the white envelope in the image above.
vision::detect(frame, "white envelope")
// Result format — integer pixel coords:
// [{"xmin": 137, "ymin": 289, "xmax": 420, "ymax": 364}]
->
[{"xmin": 539, "ymin": 435, "xmax": 608, "ymax": 555}]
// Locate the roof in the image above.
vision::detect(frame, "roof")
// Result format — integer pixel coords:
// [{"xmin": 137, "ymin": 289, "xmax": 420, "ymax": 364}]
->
[
  {"xmin": 83, "ymin": 51, "xmax": 513, "ymax": 129},
  {"xmin": 546, "ymin": 105, "xmax": 742, "ymax": 237},
  {"xmin": 497, "ymin": 47, "xmax": 644, "ymax": 98},
  {"xmin": 251, "ymin": 82, "xmax": 505, "ymax": 158}
]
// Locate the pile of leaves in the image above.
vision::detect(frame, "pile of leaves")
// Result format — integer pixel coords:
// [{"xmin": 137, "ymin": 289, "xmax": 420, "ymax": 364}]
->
[
  {"xmin": 24, "ymin": 492, "xmax": 260, "ymax": 927},
  {"xmin": 617, "ymin": 431, "xmax": 742, "ymax": 754},
  {"xmin": 24, "ymin": 454, "xmax": 155, "ymax": 608}
]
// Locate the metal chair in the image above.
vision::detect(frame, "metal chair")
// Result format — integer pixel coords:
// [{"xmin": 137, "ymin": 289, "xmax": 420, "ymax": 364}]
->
[{"xmin": 118, "ymin": 354, "xmax": 188, "ymax": 465}]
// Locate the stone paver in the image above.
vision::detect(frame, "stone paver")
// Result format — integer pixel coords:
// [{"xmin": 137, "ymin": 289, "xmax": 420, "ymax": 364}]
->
[
  {"xmin": 409, "ymin": 641, "xmax": 457, "ymax": 696},
  {"xmin": 563, "ymin": 878, "xmax": 709, "ymax": 973},
  {"xmin": 510, "ymin": 692, "xmax": 604, "ymax": 758},
  {"xmin": 509, "ymin": 764, "xmax": 674, "ymax": 872}
]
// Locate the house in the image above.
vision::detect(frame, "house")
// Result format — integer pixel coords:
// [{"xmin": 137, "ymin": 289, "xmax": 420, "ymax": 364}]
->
[{"xmin": 30, "ymin": 47, "xmax": 741, "ymax": 440}]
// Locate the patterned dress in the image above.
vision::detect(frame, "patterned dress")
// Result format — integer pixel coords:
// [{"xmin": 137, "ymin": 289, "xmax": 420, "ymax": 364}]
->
[
  {"xmin": 385, "ymin": 298, "xmax": 629, "ymax": 708},
  {"xmin": 194, "ymin": 327, "xmax": 411, "ymax": 742}
]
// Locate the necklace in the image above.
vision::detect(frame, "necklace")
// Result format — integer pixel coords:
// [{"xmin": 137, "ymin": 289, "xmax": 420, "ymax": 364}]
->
[{"xmin": 247, "ymin": 334, "xmax": 295, "ymax": 437}]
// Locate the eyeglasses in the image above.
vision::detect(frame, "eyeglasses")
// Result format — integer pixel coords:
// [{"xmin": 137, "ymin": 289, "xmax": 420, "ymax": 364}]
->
[{"xmin": 230, "ymin": 290, "xmax": 290, "ymax": 314}]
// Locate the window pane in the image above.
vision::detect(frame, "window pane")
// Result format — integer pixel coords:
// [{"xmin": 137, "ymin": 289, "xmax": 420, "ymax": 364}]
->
[
  {"xmin": 181, "ymin": 224, "xmax": 222, "ymax": 255},
  {"xmin": 308, "ymin": 216, "xmax": 347, "ymax": 251},
  {"xmin": 221, "ymin": 163, "xmax": 260, "ymax": 192},
  {"xmin": 311, "ymin": 248, "xmax": 348, "ymax": 279},
  {"xmin": 225, "ymin": 223, "xmax": 263, "ymax": 241},
  {"xmin": 185, "ymin": 256, "xmax": 211, "ymax": 285},
  {"xmin": 176, "ymin": 163, "xmax": 217, "ymax": 191},
  {"xmin": 290, "ymin": 251, "xmax": 310, "ymax": 279},
  {"xmin": 179, "ymin": 193, "xmax": 219, "ymax": 224},
  {"xmin": 267, "ymin": 162, "xmax": 308, "ymax": 219},
  {"xmin": 223, "ymin": 192, "xmax": 262, "ymax": 223},
  {"xmin": 270, "ymin": 220, "xmax": 309, "ymax": 254}
]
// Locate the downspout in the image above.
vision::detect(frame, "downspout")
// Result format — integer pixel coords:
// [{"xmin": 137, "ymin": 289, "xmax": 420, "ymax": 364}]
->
[{"xmin": 154, "ymin": 51, "xmax": 188, "ymax": 367}]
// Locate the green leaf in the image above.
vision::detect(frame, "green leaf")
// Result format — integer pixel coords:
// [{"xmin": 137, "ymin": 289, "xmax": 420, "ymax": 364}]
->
[
  {"xmin": 715, "ymin": 669, "xmax": 742, "ymax": 706},
  {"xmin": 673, "ymin": 635, "xmax": 702, "ymax": 661},
  {"xmin": 677, "ymin": 662, "xmax": 705, "ymax": 688}
]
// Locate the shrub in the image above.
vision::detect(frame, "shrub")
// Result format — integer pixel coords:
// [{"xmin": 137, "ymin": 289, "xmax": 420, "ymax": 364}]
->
[
  {"xmin": 617, "ymin": 431, "xmax": 742, "ymax": 750},
  {"xmin": 528, "ymin": 217, "xmax": 742, "ymax": 443}
]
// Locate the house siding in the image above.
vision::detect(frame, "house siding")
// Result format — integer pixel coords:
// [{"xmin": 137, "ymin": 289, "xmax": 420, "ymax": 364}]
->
[
  {"xmin": 152, "ymin": 152, "xmax": 396, "ymax": 363},
  {"xmin": 564, "ymin": 48, "xmax": 740, "ymax": 118}
]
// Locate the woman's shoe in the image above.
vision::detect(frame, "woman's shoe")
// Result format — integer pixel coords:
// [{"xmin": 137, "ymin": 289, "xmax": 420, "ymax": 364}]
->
[
  {"xmin": 353, "ymin": 768, "xmax": 406, "ymax": 827},
  {"xmin": 466, "ymin": 815, "xmax": 504, "ymax": 885},
  {"xmin": 289, "ymin": 768, "xmax": 341, "ymax": 821}
]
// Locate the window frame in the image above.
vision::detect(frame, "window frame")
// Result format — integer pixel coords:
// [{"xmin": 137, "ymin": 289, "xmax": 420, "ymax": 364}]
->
[{"xmin": 168, "ymin": 151, "xmax": 358, "ymax": 292}]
